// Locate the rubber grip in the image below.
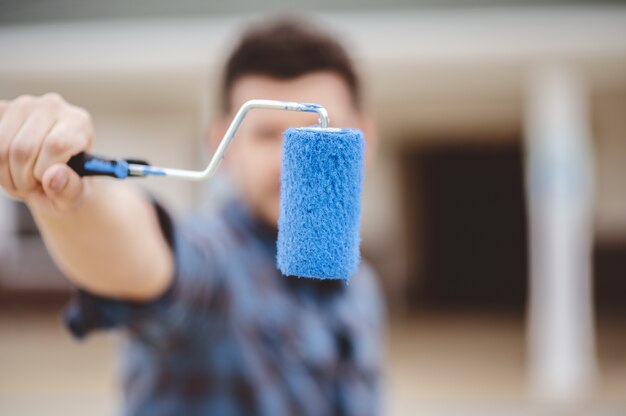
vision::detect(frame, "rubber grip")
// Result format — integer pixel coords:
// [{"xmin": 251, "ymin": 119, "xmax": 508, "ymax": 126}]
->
[{"xmin": 67, "ymin": 152, "xmax": 130, "ymax": 179}]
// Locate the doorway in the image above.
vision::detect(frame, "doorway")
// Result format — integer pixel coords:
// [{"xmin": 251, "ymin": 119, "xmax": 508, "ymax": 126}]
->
[{"xmin": 402, "ymin": 140, "xmax": 528, "ymax": 312}]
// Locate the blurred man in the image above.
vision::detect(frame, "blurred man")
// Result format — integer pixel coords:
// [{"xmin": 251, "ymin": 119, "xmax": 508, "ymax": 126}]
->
[{"xmin": 0, "ymin": 18, "xmax": 384, "ymax": 415}]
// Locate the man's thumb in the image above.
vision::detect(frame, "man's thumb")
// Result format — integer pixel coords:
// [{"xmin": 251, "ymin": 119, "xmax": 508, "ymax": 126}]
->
[{"xmin": 41, "ymin": 164, "xmax": 85, "ymax": 211}]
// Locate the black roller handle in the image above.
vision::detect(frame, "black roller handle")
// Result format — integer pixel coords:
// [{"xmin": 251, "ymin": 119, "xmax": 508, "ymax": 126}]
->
[{"xmin": 67, "ymin": 152, "xmax": 150, "ymax": 179}]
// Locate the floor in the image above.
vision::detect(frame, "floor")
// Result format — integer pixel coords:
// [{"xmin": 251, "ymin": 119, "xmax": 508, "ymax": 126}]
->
[
  {"xmin": 385, "ymin": 312, "xmax": 626, "ymax": 415},
  {"xmin": 0, "ymin": 301, "xmax": 624, "ymax": 416}
]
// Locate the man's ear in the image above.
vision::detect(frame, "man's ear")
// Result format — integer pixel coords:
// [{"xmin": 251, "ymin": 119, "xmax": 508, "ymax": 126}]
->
[
  {"xmin": 206, "ymin": 116, "xmax": 232, "ymax": 168},
  {"xmin": 206, "ymin": 116, "xmax": 226, "ymax": 152},
  {"xmin": 358, "ymin": 113, "xmax": 379, "ymax": 168}
]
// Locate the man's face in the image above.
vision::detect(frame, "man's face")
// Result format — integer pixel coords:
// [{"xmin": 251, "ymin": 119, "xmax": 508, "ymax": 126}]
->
[{"xmin": 212, "ymin": 71, "xmax": 375, "ymax": 229}]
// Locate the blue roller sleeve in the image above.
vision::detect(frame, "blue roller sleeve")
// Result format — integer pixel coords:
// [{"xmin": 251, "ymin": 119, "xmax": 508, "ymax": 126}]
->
[{"xmin": 277, "ymin": 127, "xmax": 365, "ymax": 281}]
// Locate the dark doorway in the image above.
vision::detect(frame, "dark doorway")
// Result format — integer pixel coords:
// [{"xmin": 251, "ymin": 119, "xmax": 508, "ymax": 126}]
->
[
  {"xmin": 402, "ymin": 141, "xmax": 528, "ymax": 311},
  {"xmin": 594, "ymin": 241, "xmax": 626, "ymax": 314}
]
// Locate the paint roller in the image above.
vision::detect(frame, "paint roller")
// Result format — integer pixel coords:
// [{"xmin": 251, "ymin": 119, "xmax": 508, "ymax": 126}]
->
[{"xmin": 68, "ymin": 99, "xmax": 365, "ymax": 281}]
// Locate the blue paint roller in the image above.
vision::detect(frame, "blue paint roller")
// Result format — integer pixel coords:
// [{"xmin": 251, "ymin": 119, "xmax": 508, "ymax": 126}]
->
[
  {"xmin": 67, "ymin": 99, "xmax": 364, "ymax": 281},
  {"xmin": 278, "ymin": 127, "xmax": 364, "ymax": 281}
]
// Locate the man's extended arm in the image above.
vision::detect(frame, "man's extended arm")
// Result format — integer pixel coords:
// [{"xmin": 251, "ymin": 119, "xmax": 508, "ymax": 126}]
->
[{"xmin": 0, "ymin": 94, "xmax": 173, "ymax": 300}]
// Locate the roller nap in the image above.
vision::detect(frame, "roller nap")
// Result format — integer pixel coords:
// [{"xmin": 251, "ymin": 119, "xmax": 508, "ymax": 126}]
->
[{"xmin": 277, "ymin": 127, "xmax": 364, "ymax": 281}]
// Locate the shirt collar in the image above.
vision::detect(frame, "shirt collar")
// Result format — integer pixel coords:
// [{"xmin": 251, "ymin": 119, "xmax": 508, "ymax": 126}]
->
[
  {"xmin": 221, "ymin": 196, "xmax": 347, "ymax": 297},
  {"xmin": 222, "ymin": 197, "xmax": 278, "ymax": 248}
]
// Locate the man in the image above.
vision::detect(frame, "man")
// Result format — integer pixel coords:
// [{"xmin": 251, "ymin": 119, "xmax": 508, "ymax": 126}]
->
[{"xmin": 0, "ymin": 18, "xmax": 384, "ymax": 415}]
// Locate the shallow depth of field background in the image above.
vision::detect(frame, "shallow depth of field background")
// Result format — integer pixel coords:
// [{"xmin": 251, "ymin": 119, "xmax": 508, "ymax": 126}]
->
[{"xmin": 1, "ymin": 1, "xmax": 626, "ymax": 415}]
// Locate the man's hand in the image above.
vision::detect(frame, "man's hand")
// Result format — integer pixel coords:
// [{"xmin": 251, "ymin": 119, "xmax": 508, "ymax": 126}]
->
[
  {"xmin": 0, "ymin": 93, "xmax": 94, "ymax": 214},
  {"xmin": 0, "ymin": 93, "xmax": 173, "ymax": 300}
]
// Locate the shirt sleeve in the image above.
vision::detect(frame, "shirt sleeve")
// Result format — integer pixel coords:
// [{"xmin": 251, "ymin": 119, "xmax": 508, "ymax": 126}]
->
[{"xmin": 63, "ymin": 196, "xmax": 225, "ymax": 346}]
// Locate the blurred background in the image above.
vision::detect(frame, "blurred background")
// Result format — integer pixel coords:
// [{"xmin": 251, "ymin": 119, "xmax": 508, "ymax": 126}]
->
[{"xmin": 1, "ymin": 1, "xmax": 625, "ymax": 415}]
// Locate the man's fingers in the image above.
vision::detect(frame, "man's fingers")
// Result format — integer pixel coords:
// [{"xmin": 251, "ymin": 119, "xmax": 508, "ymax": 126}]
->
[
  {"xmin": 8, "ymin": 111, "xmax": 56, "ymax": 193},
  {"xmin": 33, "ymin": 112, "xmax": 93, "ymax": 182},
  {"xmin": 0, "ymin": 94, "xmax": 93, "ymax": 204},
  {"xmin": 0, "ymin": 140, "xmax": 16, "ymax": 196},
  {"xmin": 0, "ymin": 96, "xmax": 33, "ymax": 196},
  {"xmin": 0, "ymin": 100, "xmax": 8, "ymax": 119},
  {"xmin": 41, "ymin": 164, "xmax": 85, "ymax": 212}
]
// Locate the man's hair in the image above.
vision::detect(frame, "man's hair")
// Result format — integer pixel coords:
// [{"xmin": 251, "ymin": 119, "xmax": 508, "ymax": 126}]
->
[{"xmin": 220, "ymin": 18, "xmax": 361, "ymax": 113}]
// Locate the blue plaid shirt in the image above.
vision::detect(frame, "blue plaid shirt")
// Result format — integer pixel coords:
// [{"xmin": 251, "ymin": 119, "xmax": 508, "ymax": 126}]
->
[{"xmin": 64, "ymin": 196, "xmax": 385, "ymax": 416}]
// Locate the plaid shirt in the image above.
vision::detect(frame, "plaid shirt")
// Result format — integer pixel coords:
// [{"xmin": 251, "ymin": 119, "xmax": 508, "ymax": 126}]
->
[{"xmin": 64, "ymin": 196, "xmax": 385, "ymax": 416}]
